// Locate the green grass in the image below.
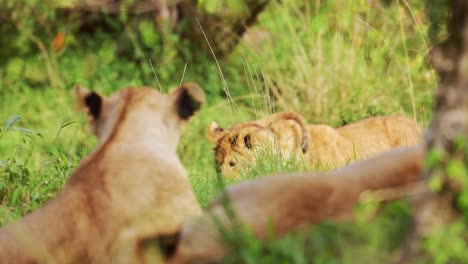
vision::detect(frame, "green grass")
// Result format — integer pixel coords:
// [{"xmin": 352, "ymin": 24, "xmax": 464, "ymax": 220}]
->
[
  {"xmin": 2, "ymin": 0, "xmax": 464, "ymax": 262},
  {"xmin": 217, "ymin": 201, "xmax": 412, "ymax": 264}
]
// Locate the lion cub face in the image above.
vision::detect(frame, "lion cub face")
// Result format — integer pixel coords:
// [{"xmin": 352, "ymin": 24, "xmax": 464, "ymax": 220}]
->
[
  {"xmin": 208, "ymin": 112, "xmax": 310, "ymax": 178},
  {"xmin": 75, "ymin": 82, "xmax": 205, "ymax": 144},
  {"xmin": 208, "ymin": 122, "xmax": 276, "ymax": 177}
]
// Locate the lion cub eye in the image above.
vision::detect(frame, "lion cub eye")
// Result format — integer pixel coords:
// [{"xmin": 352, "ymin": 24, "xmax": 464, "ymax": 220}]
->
[
  {"xmin": 228, "ymin": 161, "xmax": 236, "ymax": 167},
  {"xmin": 243, "ymin": 134, "xmax": 252, "ymax": 149}
]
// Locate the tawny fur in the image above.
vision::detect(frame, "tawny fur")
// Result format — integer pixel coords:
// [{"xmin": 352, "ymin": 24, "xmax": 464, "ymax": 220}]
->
[
  {"xmin": 0, "ymin": 83, "xmax": 205, "ymax": 263},
  {"xmin": 208, "ymin": 111, "xmax": 423, "ymax": 177},
  {"xmin": 169, "ymin": 145, "xmax": 426, "ymax": 263}
]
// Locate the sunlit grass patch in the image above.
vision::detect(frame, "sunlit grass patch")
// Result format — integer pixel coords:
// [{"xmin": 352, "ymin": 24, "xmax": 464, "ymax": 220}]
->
[
  {"xmin": 236, "ymin": 0, "xmax": 435, "ymax": 126},
  {"xmin": 0, "ymin": 114, "xmax": 87, "ymax": 224},
  {"xmin": 234, "ymin": 143, "xmax": 309, "ymax": 181}
]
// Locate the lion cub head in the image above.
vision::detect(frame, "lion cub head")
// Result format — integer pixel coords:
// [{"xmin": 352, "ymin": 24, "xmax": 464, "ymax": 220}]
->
[
  {"xmin": 75, "ymin": 82, "xmax": 205, "ymax": 145},
  {"xmin": 208, "ymin": 112, "xmax": 310, "ymax": 178}
]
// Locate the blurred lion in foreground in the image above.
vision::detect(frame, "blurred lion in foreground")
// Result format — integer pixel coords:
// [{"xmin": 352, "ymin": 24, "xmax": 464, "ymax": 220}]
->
[
  {"xmin": 0, "ymin": 83, "xmax": 205, "ymax": 263},
  {"xmin": 208, "ymin": 111, "xmax": 422, "ymax": 178}
]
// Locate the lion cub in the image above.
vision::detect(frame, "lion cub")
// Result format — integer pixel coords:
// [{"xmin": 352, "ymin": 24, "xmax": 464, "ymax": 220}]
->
[
  {"xmin": 208, "ymin": 112, "xmax": 422, "ymax": 177},
  {"xmin": 0, "ymin": 83, "xmax": 204, "ymax": 263}
]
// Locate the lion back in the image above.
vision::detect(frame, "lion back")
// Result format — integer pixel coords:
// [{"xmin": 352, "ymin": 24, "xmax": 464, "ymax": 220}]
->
[{"xmin": 336, "ymin": 116, "xmax": 423, "ymax": 159}]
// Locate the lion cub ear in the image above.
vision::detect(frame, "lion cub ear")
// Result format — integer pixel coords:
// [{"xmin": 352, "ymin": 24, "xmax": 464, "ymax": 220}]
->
[
  {"xmin": 74, "ymin": 85, "xmax": 104, "ymax": 120},
  {"xmin": 207, "ymin": 121, "xmax": 225, "ymax": 143},
  {"xmin": 265, "ymin": 112, "xmax": 310, "ymax": 154}
]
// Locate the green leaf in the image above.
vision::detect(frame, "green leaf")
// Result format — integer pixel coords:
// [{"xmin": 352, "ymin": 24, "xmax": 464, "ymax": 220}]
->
[
  {"xmin": 138, "ymin": 20, "xmax": 158, "ymax": 48},
  {"xmin": 204, "ymin": 0, "xmax": 217, "ymax": 13},
  {"xmin": 456, "ymin": 191, "xmax": 468, "ymax": 210},
  {"xmin": 425, "ymin": 148, "xmax": 445, "ymax": 168},
  {"xmin": 2, "ymin": 115, "xmax": 21, "ymax": 131},
  {"xmin": 13, "ymin": 127, "xmax": 41, "ymax": 137},
  {"xmin": 429, "ymin": 172, "xmax": 443, "ymax": 192},
  {"xmin": 5, "ymin": 58, "xmax": 25, "ymax": 80},
  {"xmin": 453, "ymin": 135, "xmax": 468, "ymax": 152},
  {"xmin": 10, "ymin": 188, "xmax": 20, "ymax": 206},
  {"xmin": 447, "ymin": 159, "xmax": 468, "ymax": 180}
]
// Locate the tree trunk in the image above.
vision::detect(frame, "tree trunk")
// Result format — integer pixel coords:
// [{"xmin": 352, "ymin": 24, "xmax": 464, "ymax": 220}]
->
[
  {"xmin": 394, "ymin": 0, "xmax": 468, "ymax": 262},
  {"xmin": 176, "ymin": 0, "xmax": 270, "ymax": 58}
]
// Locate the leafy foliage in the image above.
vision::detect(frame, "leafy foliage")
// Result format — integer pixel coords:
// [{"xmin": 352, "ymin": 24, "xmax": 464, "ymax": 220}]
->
[
  {"xmin": 423, "ymin": 136, "xmax": 468, "ymax": 263},
  {"xmin": 219, "ymin": 201, "xmax": 412, "ymax": 263},
  {"xmin": 0, "ymin": 115, "xmax": 72, "ymax": 224}
]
